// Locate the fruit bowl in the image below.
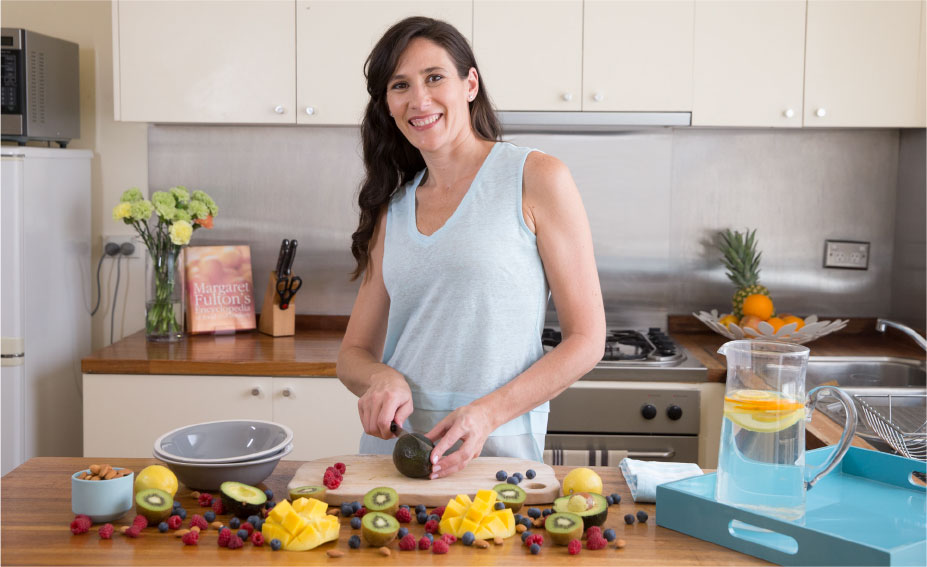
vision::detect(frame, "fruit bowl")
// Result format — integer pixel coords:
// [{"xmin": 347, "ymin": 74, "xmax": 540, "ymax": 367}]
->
[
  {"xmin": 693, "ymin": 309, "xmax": 849, "ymax": 344},
  {"xmin": 155, "ymin": 443, "xmax": 294, "ymax": 490},
  {"xmin": 155, "ymin": 419, "xmax": 293, "ymax": 464}
]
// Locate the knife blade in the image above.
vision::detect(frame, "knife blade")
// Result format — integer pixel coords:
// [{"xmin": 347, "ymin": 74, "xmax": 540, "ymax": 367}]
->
[
  {"xmin": 283, "ymin": 239, "xmax": 298, "ymax": 276},
  {"xmin": 274, "ymin": 239, "xmax": 289, "ymax": 276},
  {"xmin": 389, "ymin": 420, "xmax": 408, "ymax": 438}
]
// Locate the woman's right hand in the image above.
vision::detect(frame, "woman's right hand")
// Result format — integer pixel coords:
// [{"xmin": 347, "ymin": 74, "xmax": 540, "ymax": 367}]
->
[{"xmin": 357, "ymin": 367, "xmax": 413, "ymax": 439}]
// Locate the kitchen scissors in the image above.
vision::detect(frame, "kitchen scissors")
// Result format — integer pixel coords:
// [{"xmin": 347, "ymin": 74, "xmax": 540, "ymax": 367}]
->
[{"xmin": 276, "ymin": 275, "xmax": 302, "ymax": 310}]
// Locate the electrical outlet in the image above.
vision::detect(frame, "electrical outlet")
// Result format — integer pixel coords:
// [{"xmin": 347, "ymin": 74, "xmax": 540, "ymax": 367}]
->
[
  {"xmin": 824, "ymin": 240, "xmax": 870, "ymax": 269},
  {"xmin": 103, "ymin": 235, "xmax": 141, "ymax": 259}
]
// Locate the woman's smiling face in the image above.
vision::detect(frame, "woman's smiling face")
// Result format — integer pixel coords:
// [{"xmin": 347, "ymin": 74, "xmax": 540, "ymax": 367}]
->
[{"xmin": 385, "ymin": 37, "xmax": 478, "ymax": 153}]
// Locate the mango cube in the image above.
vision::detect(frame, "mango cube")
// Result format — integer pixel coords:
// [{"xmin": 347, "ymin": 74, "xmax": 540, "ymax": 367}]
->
[{"xmin": 268, "ymin": 499, "xmax": 294, "ymax": 525}]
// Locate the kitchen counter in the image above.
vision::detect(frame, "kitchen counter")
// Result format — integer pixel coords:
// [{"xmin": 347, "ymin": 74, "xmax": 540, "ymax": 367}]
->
[{"xmin": 0, "ymin": 457, "xmax": 768, "ymax": 566}]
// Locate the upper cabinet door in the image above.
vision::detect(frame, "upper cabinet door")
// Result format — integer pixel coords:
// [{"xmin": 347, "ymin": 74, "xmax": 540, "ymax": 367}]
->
[
  {"xmin": 297, "ymin": 1, "xmax": 472, "ymax": 125},
  {"xmin": 584, "ymin": 1, "xmax": 694, "ymax": 111},
  {"xmin": 473, "ymin": 0, "xmax": 582, "ymax": 111},
  {"xmin": 692, "ymin": 1, "xmax": 805, "ymax": 127},
  {"xmin": 804, "ymin": 0, "xmax": 923, "ymax": 127},
  {"xmin": 114, "ymin": 1, "xmax": 296, "ymax": 123}
]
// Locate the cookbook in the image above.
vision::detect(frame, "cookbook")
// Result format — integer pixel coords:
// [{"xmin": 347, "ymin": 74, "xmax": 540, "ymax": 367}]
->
[{"xmin": 184, "ymin": 245, "xmax": 256, "ymax": 334}]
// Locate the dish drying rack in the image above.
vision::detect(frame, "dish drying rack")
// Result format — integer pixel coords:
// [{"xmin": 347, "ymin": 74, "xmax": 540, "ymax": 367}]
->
[{"xmin": 855, "ymin": 393, "xmax": 926, "ymax": 461}]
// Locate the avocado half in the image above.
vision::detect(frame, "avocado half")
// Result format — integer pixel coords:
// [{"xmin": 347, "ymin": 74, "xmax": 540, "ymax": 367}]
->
[
  {"xmin": 220, "ymin": 481, "xmax": 268, "ymax": 518},
  {"xmin": 392, "ymin": 433, "xmax": 434, "ymax": 479},
  {"xmin": 552, "ymin": 492, "xmax": 608, "ymax": 530}
]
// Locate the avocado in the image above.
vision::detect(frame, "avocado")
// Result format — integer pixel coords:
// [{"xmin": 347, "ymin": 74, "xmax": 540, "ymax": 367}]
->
[
  {"xmin": 392, "ymin": 433, "xmax": 434, "ymax": 479},
  {"xmin": 552, "ymin": 492, "xmax": 608, "ymax": 530},
  {"xmin": 220, "ymin": 481, "xmax": 268, "ymax": 518}
]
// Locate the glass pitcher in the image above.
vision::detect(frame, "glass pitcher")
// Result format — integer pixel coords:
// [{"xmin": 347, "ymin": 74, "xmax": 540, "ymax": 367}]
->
[{"xmin": 716, "ymin": 340, "xmax": 857, "ymax": 521}]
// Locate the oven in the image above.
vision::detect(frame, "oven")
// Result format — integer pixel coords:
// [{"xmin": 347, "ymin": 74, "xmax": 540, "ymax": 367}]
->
[{"xmin": 542, "ymin": 327, "xmax": 707, "ymax": 465}]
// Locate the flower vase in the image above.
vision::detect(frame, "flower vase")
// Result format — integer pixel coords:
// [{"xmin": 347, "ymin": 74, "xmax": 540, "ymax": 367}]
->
[{"xmin": 145, "ymin": 246, "xmax": 184, "ymax": 342}]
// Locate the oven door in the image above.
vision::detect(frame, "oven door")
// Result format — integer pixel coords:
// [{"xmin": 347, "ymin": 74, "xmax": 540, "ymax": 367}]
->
[{"xmin": 544, "ymin": 433, "xmax": 699, "ymax": 466}]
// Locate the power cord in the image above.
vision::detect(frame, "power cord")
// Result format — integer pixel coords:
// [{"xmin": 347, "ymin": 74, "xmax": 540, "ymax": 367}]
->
[
  {"xmin": 110, "ymin": 255, "xmax": 121, "ymax": 346},
  {"xmin": 90, "ymin": 243, "xmax": 121, "ymax": 316}
]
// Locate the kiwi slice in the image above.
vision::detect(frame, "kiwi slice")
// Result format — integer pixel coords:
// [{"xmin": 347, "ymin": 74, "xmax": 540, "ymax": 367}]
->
[
  {"xmin": 135, "ymin": 488, "xmax": 173, "ymax": 523},
  {"xmin": 552, "ymin": 492, "xmax": 608, "ymax": 530},
  {"xmin": 545, "ymin": 512, "xmax": 584, "ymax": 545},
  {"xmin": 362, "ymin": 486, "xmax": 399, "ymax": 516},
  {"xmin": 288, "ymin": 485, "xmax": 327, "ymax": 502},
  {"xmin": 361, "ymin": 512, "xmax": 399, "ymax": 547},
  {"xmin": 492, "ymin": 483, "xmax": 526, "ymax": 513}
]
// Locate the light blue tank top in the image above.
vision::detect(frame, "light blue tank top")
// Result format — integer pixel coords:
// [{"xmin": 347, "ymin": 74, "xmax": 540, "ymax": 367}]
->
[{"xmin": 358, "ymin": 141, "xmax": 550, "ymax": 461}]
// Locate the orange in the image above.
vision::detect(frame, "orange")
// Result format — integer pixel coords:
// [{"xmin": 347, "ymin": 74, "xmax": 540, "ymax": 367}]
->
[
  {"xmin": 742, "ymin": 294, "xmax": 774, "ymax": 320},
  {"xmin": 766, "ymin": 317, "xmax": 786, "ymax": 333},
  {"xmin": 719, "ymin": 314, "xmax": 739, "ymax": 328},
  {"xmin": 781, "ymin": 315, "xmax": 804, "ymax": 330}
]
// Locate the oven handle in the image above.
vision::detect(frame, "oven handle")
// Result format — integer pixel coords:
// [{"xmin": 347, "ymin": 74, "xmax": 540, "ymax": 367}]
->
[{"xmin": 626, "ymin": 449, "xmax": 675, "ymax": 459}]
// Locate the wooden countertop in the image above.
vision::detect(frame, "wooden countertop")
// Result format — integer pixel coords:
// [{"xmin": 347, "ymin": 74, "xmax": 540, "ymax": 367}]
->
[{"xmin": 0, "ymin": 457, "xmax": 768, "ymax": 566}]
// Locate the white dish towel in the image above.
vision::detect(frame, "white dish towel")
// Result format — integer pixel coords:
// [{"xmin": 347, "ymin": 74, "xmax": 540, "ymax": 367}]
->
[{"xmin": 618, "ymin": 458, "xmax": 703, "ymax": 503}]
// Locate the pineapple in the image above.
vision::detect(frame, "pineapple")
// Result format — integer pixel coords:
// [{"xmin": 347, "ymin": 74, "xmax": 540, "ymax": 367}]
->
[{"xmin": 718, "ymin": 228, "xmax": 770, "ymax": 318}]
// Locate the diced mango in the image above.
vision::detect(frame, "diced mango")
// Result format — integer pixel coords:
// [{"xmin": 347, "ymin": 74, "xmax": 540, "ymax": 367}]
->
[
  {"xmin": 474, "ymin": 525, "xmax": 493, "ymax": 539},
  {"xmin": 261, "ymin": 522, "xmax": 292, "ymax": 547},
  {"xmin": 288, "ymin": 525, "xmax": 321, "ymax": 551},
  {"xmin": 291, "ymin": 497, "xmax": 309, "ymax": 514},
  {"xmin": 439, "ymin": 517, "xmax": 455, "ymax": 535},
  {"xmin": 268, "ymin": 499, "xmax": 295, "ymax": 525},
  {"xmin": 302, "ymin": 498, "xmax": 329, "ymax": 519},
  {"xmin": 474, "ymin": 489, "xmax": 497, "ymax": 507},
  {"xmin": 281, "ymin": 509, "xmax": 306, "ymax": 535},
  {"xmin": 443, "ymin": 498, "xmax": 466, "ymax": 519},
  {"xmin": 467, "ymin": 498, "xmax": 490, "ymax": 522},
  {"xmin": 495, "ymin": 508, "xmax": 515, "ymax": 535},
  {"xmin": 460, "ymin": 517, "xmax": 480, "ymax": 536},
  {"xmin": 454, "ymin": 493, "xmax": 472, "ymax": 508}
]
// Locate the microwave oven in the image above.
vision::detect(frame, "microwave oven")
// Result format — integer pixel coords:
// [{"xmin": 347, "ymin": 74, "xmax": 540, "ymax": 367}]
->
[{"xmin": 1, "ymin": 28, "xmax": 79, "ymax": 147}]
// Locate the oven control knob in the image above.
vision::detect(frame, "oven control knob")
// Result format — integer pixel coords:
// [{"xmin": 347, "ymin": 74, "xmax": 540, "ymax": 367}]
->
[
  {"xmin": 667, "ymin": 405, "xmax": 683, "ymax": 420},
  {"xmin": 641, "ymin": 404, "xmax": 657, "ymax": 420}
]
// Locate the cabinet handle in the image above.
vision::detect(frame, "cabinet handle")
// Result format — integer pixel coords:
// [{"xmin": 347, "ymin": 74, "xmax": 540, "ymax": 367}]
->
[
  {"xmin": 783, "ymin": 108, "xmax": 795, "ymax": 118},
  {"xmin": 251, "ymin": 386, "xmax": 263, "ymax": 397},
  {"xmin": 305, "ymin": 106, "xmax": 315, "ymax": 116},
  {"xmin": 815, "ymin": 107, "xmax": 826, "ymax": 118},
  {"xmin": 562, "ymin": 93, "xmax": 573, "ymax": 102},
  {"xmin": 592, "ymin": 92, "xmax": 604, "ymax": 103},
  {"xmin": 274, "ymin": 105, "xmax": 286, "ymax": 114},
  {"xmin": 282, "ymin": 387, "xmax": 293, "ymax": 398}
]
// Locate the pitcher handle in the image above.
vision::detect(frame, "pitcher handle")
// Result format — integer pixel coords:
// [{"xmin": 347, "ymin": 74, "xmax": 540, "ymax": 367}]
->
[{"xmin": 804, "ymin": 386, "xmax": 858, "ymax": 490}]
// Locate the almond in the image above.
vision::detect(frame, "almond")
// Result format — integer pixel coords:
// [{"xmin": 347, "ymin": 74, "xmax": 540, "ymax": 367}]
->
[
  {"xmin": 378, "ymin": 547, "xmax": 391, "ymax": 556},
  {"xmin": 516, "ymin": 524, "xmax": 527, "ymax": 533},
  {"xmin": 616, "ymin": 538, "xmax": 627, "ymax": 549},
  {"xmin": 493, "ymin": 536, "xmax": 503, "ymax": 545},
  {"xmin": 474, "ymin": 539, "xmax": 490, "ymax": 549},
  {"xmin": 89, "ymin": 464, "xmax": 101, "ymax": 475},
  {"xmin": 326, "ymin": 549, "xmax": 344, "ymax": 558}
]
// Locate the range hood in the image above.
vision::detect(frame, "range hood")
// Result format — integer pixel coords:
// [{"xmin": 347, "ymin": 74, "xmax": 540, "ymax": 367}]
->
[{"xmin": 498, "ymin": 111, "xmax": 691, "ymax": 132}]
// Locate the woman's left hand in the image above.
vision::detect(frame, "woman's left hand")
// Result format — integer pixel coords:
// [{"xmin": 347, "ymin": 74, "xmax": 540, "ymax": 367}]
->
[{"xmin": 424, "ymin": 404, "xmax": 496, "ymax": 479}]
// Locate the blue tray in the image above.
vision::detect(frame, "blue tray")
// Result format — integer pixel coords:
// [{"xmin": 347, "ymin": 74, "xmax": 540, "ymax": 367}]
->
[{"xmin": 656, "ymin": 447, "xmax": 926, "ymax": 566}]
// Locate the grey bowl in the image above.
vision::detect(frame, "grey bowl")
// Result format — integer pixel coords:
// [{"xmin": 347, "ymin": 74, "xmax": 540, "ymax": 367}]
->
[
  {"xmin": 152, "ymin": 442, "xmax": 288, "ymax": 466},
  {"xmin": 154, "ymin": 420, "xmax": 293, "ymax": 464},
  {"xmin": 154, "ymin": 443, "xmax": 293, "ymax": 491}
]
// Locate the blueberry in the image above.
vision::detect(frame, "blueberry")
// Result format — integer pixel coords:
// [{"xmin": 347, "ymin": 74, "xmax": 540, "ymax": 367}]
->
[
  {"xmin": 610, "ymin": 493, "xmax": 621, "ymax": 505},
  {"xmin": 270, "ymin": 538, "xmax": 282, "ymax": 551},
  {"xmin": 606, "ymin": 495, "xmax": 614, "ymax": 506},
  {"xmin": 428, "ymin": 513, "xmax": 440, "ymax": 522},
  {"xmin": 158, "ymin": 522, "xmax": 168, "ymax": 533},
  {"xmin": 253, "ymin": 519, "xmax": 263, "ymax": 531},
  {"xmin": 218, "ymin": 526, "xmax": 230, "ymax": 534},
  {"xmin": 494, "ymin": 502, "xmax": 505, "ymax": 510},
  {"xmin": 527, "ymin": 507, "xmax": 541, "ymax": 519},
  {"xmin": 514, "ymin": 514, "xmax": 524, "ymax": 523},
  {"xmin": 496, "ymin": 470, "xmax": 507, "ymax": 481},
  {"xmin": 351, "ymin": 501, "xmax": 361, "ymax": 514},
  {"xmin": 247, "ymin": 515, "xmax": 261, "ymax": 526},
  {"xmin": 348, "ymin": 535, "xmax": 361, "ymax": 549},
  {"xmin": 513, "ymin": 472, "xmax": 524, "ymax": 480},
  {"xmin": 415, "ymin": 504, "xmax": 427, "ymax": 515},
  {"xmin": 398, "ymin": 527, "xmax": 409, "ymax": 539},
  {"xmin": 530, "ymin": 543, "xmax": 541, "ymax": 555},
  {"xmin": 526, "ymin": 469, "xmax": 536, "ymax": 479},
  {"xmin": 237, "ymin": 529, "xmax": 249, "ymax": 539},
  {"xmin": 176, "ymin": 508, "xmax": 187, "ymax": 520},
  {"xmin": 263, "ymin": 488, "xmax": 274, "ymax": 500},
  {"xmin": 603, "ymin": 528, "xmax": 616, "ymax": 542},
  {"xmin": 172, "ymin": 500, "xmax": 182, "ymax": 509},
  {"xmin": 521, "ymin": 530, "xmax": 533, "ymax": 542},
  {"xmin": 520, "ymin": 517, "xmax": 533, "ymax": 528},
  {"xmin": 341, "ymin": 503, "xmax": 354, "ymax": 517},
  {"xmin": 265, "ymin": 500, "xmax": 276, "ymax": 510},
  {"xmin": 624, "ymin": 513, "xmax": 635, "ymax": 525},
  {"xmin": 542, "ymin": 508, "xmax": 553, "ymax": 517},
  {"xmin": 399, "ymin": 504, "xmax": 410, "ymax": 511},
  {"xmin": 636, "ymin": 510, "xmax": 649, "ymax": 523},
  {"xmin": 424, "ymin": 533, "xmax": 434, "ymax": 542},
  {"xmin": 417, "ymin": 511, "xmax": 428, "ymax": 524},
  {"xmin": 202, "ymin": 510, "xmax": 214, "ymax": 523},
  {"xmin": 462, "ymin": 531, "xmax": 475, "ymax": 546},
  {"xmin": 229, "ymin": 517, "xmax": 241, "ymax": 529},
  {"xmin": 507, "ymin": 476, "xmax": 519, "ymax": 485},
  {"xmin": 351, "ymin": 517, "xmax": 361, "ymax": 529}
]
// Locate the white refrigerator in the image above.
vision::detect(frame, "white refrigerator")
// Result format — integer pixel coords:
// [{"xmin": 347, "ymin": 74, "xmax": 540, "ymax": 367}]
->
[{"xmin": 1, "ymin": 146, "xmax": 92, "ymax": 476}]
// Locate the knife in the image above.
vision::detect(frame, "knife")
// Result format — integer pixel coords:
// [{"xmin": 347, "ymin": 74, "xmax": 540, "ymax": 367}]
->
[
  {"xmin": 283, "ymin": 239, "xmax": 298, "ymax": 276},
  {"xmin": 274, "ymin": 239, "xmax": 289, "ymax": 276},
  {"xmin": 389, "ymin": 420, "xmax": 408, "ymax": 438}
]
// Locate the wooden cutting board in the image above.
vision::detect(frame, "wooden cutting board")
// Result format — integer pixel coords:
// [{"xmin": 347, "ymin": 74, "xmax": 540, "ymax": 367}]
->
[{"xmin": 287, "ymin": 455, "xmax": 560, "ymax": 507}]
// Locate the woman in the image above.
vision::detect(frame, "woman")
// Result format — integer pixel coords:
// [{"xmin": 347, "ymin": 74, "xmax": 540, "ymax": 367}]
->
[{"xmin": 337, "ymin": 17, "xmax": 604, "ymax": 480}]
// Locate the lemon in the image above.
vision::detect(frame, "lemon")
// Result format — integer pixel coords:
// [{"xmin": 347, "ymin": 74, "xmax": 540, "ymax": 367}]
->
[
  {"xmin": 134, "ymin": 465, "xmax": 178, "ymax": 497},
  {"xmin": 561, "ymin": 467, "xmax": 603, "ymax": 496},
  {"xmin": 724, "ymin": 389, "xmax": 805, "ymax": 433}
]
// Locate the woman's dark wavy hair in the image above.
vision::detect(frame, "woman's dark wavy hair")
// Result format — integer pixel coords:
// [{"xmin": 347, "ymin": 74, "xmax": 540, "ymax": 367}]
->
[{"xmin": 350, "ymin": 16, "xmax": 502, "ymax": 280}]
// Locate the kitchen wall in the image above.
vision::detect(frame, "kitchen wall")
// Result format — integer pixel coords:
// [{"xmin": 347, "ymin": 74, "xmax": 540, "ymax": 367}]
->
[
  {"xmin": 149, "ymin": 125, "xmax": 926, "ymax": 330},
  {"xmin": 891, "ymin": 129, "xmax": 926, "ymax": 330}
]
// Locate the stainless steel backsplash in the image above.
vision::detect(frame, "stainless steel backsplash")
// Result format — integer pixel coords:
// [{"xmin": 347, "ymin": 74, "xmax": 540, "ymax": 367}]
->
[{"xmin": 149, "ymin": 125, "xmax": 926, "ymax": 329}]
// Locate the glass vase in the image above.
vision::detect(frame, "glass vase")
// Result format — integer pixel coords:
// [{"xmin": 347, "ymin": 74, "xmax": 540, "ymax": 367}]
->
[{"xmin": 145, "ymin": 246, "xmax": 184, "ymax": 342}]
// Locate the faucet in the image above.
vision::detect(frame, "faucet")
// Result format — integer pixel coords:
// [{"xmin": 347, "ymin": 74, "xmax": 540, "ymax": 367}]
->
[{"xmin": 875, "ymin": 318, "xmax": 927, "ymax": 351}]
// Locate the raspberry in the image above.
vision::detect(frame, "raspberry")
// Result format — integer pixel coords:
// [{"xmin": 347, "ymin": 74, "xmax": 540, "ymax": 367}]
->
[
  {"xmin": 355, "ymin": 506, "xmax": 367, "ymax": 518},
  {"xmin": 217, "ymin": 528, "xmax": 232, "ymax": 547},
  {"xmin": 190, "ymin": 514, "xmax": 208, "ymax": 531},
  {"xmin": 69, "ymin": 517, "xmax": 90, "ymax": 535},
  {"xmin": 322, "ymin": 473, "xmax": 341, "ymax": 489},
  {"xmin": 586, "ymin": 536, "xmax": 607, "ymax": 550},
  {"xmin": 525, "ymin": 534, "xmax": 544, "ymax": 547},
  {"xmin": 395, "ymin": 507, "xmax": 412, "ymax": 523},
  {"xmin": 181, "ymin": 531, "xmax": 199, "ymax": 545},
  {"xmin": 98, "ymin": 524, "xmax": 114, "ymax": 539},
  {"xmin": 251, "ymin": 532, "xmax": 264, "ymax": 546},
  {"xmin": 212, "ymin": 498, "xmax": 225, "ymax": 515},
  {"xmin": 568, "ymin": 539, "xmax": 581, "ymax": 555},
  {"xmin": 198, "ymin": 492, "xmax": 213, "ymax": 507},
  {"xmin": 398, "ymin": 533, "xmax": 417, "ymax": 551},
  {"xmin": 132, "ymin": 515, "xmax": 148, "ymax": 529},
  {"xmin": 240, "ymin": 522, "xmax": 254, "ymax": 536},
  {"xmin": 167, "ymin": 515, "xmax": 182, "ymax": 530},
  {"xmin": 433, "ymin": 506, "xmax": 445, "ymax": 519},
  {"xmin": 418, "ymin": 536, "xmax": 431, "ymax": 550},
  {"xmin": 124, "ymin": 525, "xmax": 143, "ymax": 538},
  {"xmin": 227, "ymin": 534, "xmax": 244, "ymax": 549},
  {"xmin": 432, "ymin": 539, "xmax": 449, "ymax": 554},
  {"xmin": 75, "ymin": 514, "xmax": 92, "ymax": 523},
  {"xmin": 585, "ymin": 526, "xmax": 602, "ymax": 540},
  {"xmin": 334, "ymin": 462, "xmax": 346, "ymax": 474},
  {"xmin": 440, "ymin": 533, "xmax": 457, "ymax": 545},
  {"xmin": 424, "ymin": 519, "xmax": 438, "ymax": 534}
]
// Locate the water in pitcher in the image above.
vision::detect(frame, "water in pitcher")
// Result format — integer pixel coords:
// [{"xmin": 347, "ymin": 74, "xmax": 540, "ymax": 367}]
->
[{"xmin": 716, "ymin": 389, "xmax": 807, "ymax": 521}]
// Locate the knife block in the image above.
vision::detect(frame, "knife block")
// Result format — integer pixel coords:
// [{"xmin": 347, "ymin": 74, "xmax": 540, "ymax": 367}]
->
[{"xmin": 258, "ymin": 271, "xmax": 295, "ymax": 337}]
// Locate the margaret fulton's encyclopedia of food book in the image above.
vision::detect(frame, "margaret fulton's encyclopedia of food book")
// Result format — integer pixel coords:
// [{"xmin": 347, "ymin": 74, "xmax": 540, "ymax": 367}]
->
[{"xmin": 185, "ymin": 245, "xmax": 256, "ymax": 333}]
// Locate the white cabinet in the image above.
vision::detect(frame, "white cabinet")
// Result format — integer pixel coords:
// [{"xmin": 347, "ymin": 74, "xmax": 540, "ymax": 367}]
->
[
  {"xmin": 473, "ymin": 0, "xmax": 583, "ymax": 111},
  {"xmin": 804, "ymin": 0, "xmax": 924, "ymax": 127},
  {"xmin": 297, "ymin": 1, "xmax": 472, "ymax": 124},
  {"xmin": 692, "ymin": 1, "xmax": 806, "ymax": 127},
  {"xmin": 583, "ymin": 0, "xmax": 694, "ymax": 112},
  {"xmin": 113, "ymin": 0, "xmax": 295, "ymax": 123},
  {"xmin": 83, "ymin": 374, "xmax": 361, "ymax": 461}
]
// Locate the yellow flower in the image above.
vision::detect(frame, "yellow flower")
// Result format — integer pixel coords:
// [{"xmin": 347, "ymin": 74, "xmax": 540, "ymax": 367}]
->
[
  {"xmin": 169, "ymin": 220, "xmax": 193, "ymax": 245},
  {"xmin": 112, "ymin": 202, "xmax": 131, "ymax": 220}
]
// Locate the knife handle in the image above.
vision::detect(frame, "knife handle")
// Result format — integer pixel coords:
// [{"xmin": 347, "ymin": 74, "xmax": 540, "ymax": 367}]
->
[
  {"xmin": 275, "ymin": 239, "xmax": 289, "ymax": 275},
  {"xmin": 284, "ymin": 240, "xmax": 298, "ymax": 276}
]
